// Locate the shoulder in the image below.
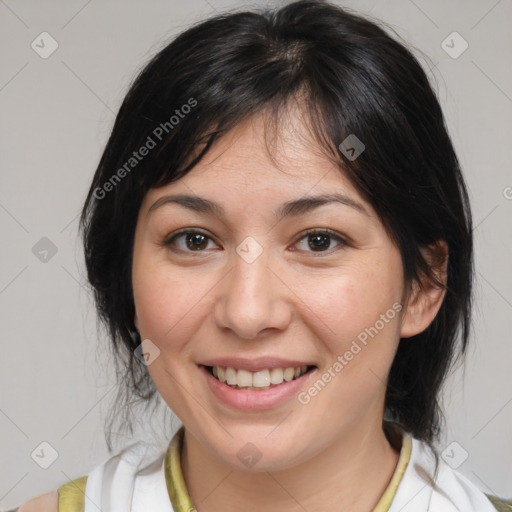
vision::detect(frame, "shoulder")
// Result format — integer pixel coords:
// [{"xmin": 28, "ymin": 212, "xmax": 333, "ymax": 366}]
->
[
  {"xmin": 15, "ymin": 490, "xmax": 59, "ymax": 512},
  {"xmin": 7, "ymin": 440, "xmax": 167, "ymax": 512},
  {"xmin": 431, "ymin": 449, "xmax": 509, "ymax": 511},
  {"xmin": 390, "ymin": 432, "xmax": 507, "ymax": 511}
]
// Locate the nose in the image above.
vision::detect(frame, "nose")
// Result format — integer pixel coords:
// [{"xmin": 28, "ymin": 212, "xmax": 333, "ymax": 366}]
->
[{"xmin": 213, "ymin": 246, "xmax": 292, "ymax": 340}]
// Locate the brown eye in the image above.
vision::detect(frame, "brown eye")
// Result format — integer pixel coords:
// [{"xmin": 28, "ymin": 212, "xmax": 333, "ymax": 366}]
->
[
  {"xmin": 308, "ymin": 233, "xmax": 331, "ymax": 251},
  {"xmin": 184, "ymin": 232, "xmax": 209, "ymax": 250},
  {"xmin": 164, "ymin": 230, "xmax": 219, "ymax": 253},
  {"xmin": 294, "ymin": 229, "xmax": 347, "ymax": 254}
]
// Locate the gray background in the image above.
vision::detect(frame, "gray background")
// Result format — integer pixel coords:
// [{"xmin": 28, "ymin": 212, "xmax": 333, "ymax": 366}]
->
[{"xmin": 1, "ymin": 0, "xmax": 511, "ymax": 508}]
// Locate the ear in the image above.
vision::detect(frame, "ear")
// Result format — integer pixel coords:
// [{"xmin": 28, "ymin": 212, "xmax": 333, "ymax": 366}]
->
[{"xmin": 400, "ymin": 240, "xmax": 448, "ymax": 338}]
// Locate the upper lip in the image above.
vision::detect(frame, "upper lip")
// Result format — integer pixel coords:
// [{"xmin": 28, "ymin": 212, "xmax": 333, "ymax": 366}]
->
[{"xmin": 199, "ymin": 357, "xmax": 316, "ymax": 372}]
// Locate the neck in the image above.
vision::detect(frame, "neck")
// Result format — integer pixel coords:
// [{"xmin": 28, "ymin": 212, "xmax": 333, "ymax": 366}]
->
[{"xmin": 180, "ymin": 421, "xmax": 401, "ymax": 512}]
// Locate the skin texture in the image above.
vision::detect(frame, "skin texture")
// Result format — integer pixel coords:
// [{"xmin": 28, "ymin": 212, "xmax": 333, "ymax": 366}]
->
[
  {"xmin": 17, "ymin": 490, "xmax": 58, "ymax": 512},
  {"xmin": 131, "ymin": 110, "xmax": 447, "ymax": 512}
]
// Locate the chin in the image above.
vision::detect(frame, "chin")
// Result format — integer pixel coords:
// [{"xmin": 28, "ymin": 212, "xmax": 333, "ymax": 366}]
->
[{"xmin": 209, "ymin": 428, "xmax": 311, "ymax": 472}]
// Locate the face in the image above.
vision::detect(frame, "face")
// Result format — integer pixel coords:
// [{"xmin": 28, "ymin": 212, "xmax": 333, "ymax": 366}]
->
[{"xmin": 132, "ymin": 111, "xmax": 409, "ymax": 471}]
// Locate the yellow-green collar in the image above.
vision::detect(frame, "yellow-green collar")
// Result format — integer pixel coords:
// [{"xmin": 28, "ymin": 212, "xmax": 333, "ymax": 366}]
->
[
  {"xmin": 165, "ymin": 427, "xmax": 196, "ymax": 512},
  {"xmin": 164, "ymin": 426, "xmax": 412, "ymax": 512}
]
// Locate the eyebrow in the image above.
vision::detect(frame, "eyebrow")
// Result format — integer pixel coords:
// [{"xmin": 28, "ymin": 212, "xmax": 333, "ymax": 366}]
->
[{"xmin": 147, "ymin": 193, "xmax": 369, "ymax": 220}]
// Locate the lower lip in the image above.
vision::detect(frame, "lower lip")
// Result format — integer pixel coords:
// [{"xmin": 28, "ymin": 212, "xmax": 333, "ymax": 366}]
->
[{"xmin": 199, "ymin": 365, "xmax": 316, "ymax": 411}]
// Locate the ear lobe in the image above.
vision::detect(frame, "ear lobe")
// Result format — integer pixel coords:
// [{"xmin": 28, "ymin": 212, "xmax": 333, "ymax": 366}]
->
[{"xmin": 400, "ymin": 241, "xmax": 448, "ymax": 339}]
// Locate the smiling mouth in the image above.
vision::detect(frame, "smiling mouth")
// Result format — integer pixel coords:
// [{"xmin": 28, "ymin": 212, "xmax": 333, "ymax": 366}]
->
[{"xmin": 203, "ymin": 365, "xmax": 316, "ymax": 391}]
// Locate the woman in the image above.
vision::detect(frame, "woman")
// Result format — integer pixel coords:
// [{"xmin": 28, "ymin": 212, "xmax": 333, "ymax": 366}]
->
[{"xmin": 13, "ymin": 1, "xmax": 510, "ymax": 511}]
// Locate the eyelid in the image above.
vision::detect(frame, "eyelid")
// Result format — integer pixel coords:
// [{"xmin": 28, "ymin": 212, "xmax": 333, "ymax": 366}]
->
[
  {"xmin": 162, "ymin": 227, "xmax": 220, "ymax": 250},
  {"xmin": 296, "ymin": 227, "xmax": 346, "ymax": 240},
  {"xmin": 164, "ymin": 227, "xmax": 211, "ymax": 241}
]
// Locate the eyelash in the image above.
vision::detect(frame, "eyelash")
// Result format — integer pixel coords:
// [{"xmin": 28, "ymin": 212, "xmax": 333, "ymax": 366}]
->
[{"xmin": 161, "ymin": 228, "xmax": 348, "ymax": 256}]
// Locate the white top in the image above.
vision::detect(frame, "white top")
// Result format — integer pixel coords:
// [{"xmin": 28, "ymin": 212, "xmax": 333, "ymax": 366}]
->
[
  {"xmin": 82, "ymin": 430, "xmax": 497, "ymax": 512},
  {"xmin": 83, "ymin": 441, "xmax": 173, "ymax": 512},
  {"xmin": 389, "ymin": 437, "xmax": 496, "ymax": 511}
]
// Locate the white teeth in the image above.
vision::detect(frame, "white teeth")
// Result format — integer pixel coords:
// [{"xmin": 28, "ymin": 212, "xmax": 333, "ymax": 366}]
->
[
  {"xmin": 253, "ymin": 370, "xmax": 271, "ymax": 387},
  {"xmin": 225, "ymin": 367, "xmax": 237, "ymax": 385},
  {"xmin": 269, "ymin": 367, "xmax": 284, "ymax": 384},
  {"xmin": 237, "ymin": 369, "xmax": 253, "ymax": 387},
  {"xmin": 283, "ymin": 367, "xmax": 295, "ymax": 382},
  {"xmin": 210, "ymin": 365, "xmax": 310, "ymax": 389}
]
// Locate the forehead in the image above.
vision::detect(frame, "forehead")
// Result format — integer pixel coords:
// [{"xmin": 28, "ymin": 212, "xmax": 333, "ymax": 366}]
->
[{"xmin": 143, "ymin": 110, "xmax": 371, "ymax": 214}]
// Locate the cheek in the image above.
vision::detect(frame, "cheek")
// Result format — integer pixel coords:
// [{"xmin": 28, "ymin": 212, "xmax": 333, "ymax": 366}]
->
[
  {"xmin": 297, "ymin": 265, "xmax": 403, "ymax": 373},
  {"xmin": 301, "ymin": 267, "xmax": 399, "ymax": 334},
  {"xmin": 132, "ymin": 258, "xmax": 188, "ymax": 339}
]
